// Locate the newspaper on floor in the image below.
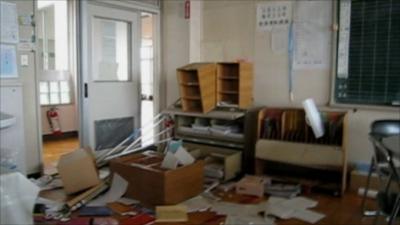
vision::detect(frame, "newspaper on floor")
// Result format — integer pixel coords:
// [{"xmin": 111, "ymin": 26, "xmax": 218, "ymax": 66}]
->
[
  {"xmin": 87, "ymin": 173, "xmax": 128, "ymax": 206},
  {"xmin": 265, "ymin": 196, "xmax": 325, "ymax": 224},
  {"xmin": 181, "ymin": 196, "xmax": 211, "ymax": 212}
]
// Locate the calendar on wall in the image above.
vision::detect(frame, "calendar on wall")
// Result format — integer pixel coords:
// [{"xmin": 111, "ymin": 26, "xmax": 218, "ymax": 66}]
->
[{"xmin": 257, "ymin": 1, "xmax": 292, "ymax": 31}]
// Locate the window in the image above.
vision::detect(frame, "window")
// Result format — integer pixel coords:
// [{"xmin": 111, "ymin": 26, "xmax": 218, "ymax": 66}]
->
[
  {"xmin": 335, "ymin": 0, "xmax": 400, "ymax": 106},
  {"xmin": 40, "ymin": 81, "xmax": 71, "ymax": 105}
]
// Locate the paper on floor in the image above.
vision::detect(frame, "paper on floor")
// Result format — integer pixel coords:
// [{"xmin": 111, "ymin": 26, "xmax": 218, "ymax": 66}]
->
[
  {"xmin": 292, "ymin": 209, "xmax": 325, "ymax": 224},
  {"xmin": 265, "ymin": 196, "xmax": 324, "ymax": 224},
  {"xmin": 225, "ymin": 215, "xmax": 275, "ymax": 225},
  {"xmin": 117, "ymin": 197, "xmax": 139, "ymax": 206},
  {"xmin": 211, "ymin": 202, "xmax": 266, "ymax": 217},
  {"xmin": 279, "ymin": 196, "xmax": 318, "ymax": 209},
  {"xmin": 87, "ymin": 173, "xmax": 128, "ymax": 206},
  {"xmin": 181, "ymin": 196, "xmax": 211, "ymax": 212}
]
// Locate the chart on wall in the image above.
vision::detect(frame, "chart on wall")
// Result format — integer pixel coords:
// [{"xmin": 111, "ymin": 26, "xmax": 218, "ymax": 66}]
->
[
  {"xmin": 0, "ymin": 1, "xmax": 19, "ymax": 43},
  {"xmin": 257, "ymin": 1, "xmax": 292, "ymax": 31},
  {"xmin": 292, "ymin": 1, "xmax": 332, "ymax": 70},
  {"xmin": 0, "ymin": 44, "xmax": 18, "ymax": 78}
]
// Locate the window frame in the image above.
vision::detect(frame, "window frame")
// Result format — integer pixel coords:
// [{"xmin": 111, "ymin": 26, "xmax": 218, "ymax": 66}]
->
[{"xmin": 39, "ymin": 80, "xmax": 73, "ymax": 106}]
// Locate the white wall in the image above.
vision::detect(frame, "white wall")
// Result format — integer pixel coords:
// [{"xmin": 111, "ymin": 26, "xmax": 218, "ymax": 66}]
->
[
  {"xmin": 164, "ymin": 0, "xmax": 400, "ymax": 165},
  {"xmin": 1, "ymin": 0, "xmax": 41, "ymax": 174},
  {"xmin": 161, "ymin": 0, "xmax": 190, "ymax": 106}
]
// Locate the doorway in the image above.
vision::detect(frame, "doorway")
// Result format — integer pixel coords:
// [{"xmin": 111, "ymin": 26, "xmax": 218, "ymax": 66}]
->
[
  {"xmin": 80, "ymin": 1, "xmax": 159, "ymax": 152},
  {"xmin": 36, "ymin": 0, "xmax": 79, "ymax": 174}
]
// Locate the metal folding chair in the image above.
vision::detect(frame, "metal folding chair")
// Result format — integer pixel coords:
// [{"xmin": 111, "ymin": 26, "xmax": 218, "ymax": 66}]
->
[{"xmin": 361, "ymin": 120, "xmax": 400, "ymax": 225}]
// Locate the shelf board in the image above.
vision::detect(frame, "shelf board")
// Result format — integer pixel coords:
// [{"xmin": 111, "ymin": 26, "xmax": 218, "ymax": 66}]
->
[
  {"xmin": 182, "ymin": 96, "xmax": 201, "ymax": 100},
  {"xmin": 219, "ymin": 91, "xmax": 239, "ymax": 95},
  {"xmin": 163, "ymin": 106, "xmax": 245, "ymax": 120},
  {"xmin": 176, "ymin": 134, "xmax": 244, "ymax": 149},
  {"xmin": 218, "ymin": 76, "xmax": 238, "ymax": 80},
  {"xmin": 180, "ymin": 82, "xmax": 199, "ymax": 86}
]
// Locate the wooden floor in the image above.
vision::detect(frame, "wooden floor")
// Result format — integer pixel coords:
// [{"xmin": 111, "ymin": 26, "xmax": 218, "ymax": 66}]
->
[
  {"xmin": 39, "ymin": 187, "xmax": 399, "ymax": 225},
  {"xmin": 42, "ymin": 136, "xmax": 79, "ymax": 172}
]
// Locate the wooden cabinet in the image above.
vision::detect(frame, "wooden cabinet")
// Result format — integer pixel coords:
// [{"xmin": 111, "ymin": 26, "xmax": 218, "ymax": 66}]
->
[
  {"xmin": 216, "ymin": 62, "xmax": 253, "ymax": 109},
  {"xmin": 177, "ymin": 63, "xmax": 216, "ymax": 113},
  {"xmin": 163, "ymin": 106, "xmax": 249, "ymax": 181},
  {"xmin": 255, "ymin": 107, "xmax": 348, "ymax": 195}
]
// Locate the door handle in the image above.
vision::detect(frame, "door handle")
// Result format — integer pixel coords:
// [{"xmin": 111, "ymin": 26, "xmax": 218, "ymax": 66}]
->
[{"xmin": 84, "ymin": 83, "xmax": 88, "ymax": 98}]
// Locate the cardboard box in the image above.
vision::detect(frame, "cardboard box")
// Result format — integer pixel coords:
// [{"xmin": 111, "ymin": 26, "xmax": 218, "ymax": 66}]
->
[
  {"xmin": 110, "ymin": 151, "xmax": 204, "ymax": 206},
  {"xmin": 236, "ymin": 175, "xmax": 269, "ymax": 197},
  {"xmin": 57, "ymin": 148, "xmax": 100, "ymax": 194}
]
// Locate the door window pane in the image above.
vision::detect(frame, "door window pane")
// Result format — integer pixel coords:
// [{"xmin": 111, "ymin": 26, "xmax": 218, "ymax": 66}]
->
[
  {"xmin": 92, "ymin": 17, "xmax": 130, "ymax": 81},
  {"xmin": 60, "ymin": 81, "xmax": 70, "ymax": 92},
  {"xmin": 40, "ymin": 82, "xmax": 49, "ymax": 93},
  {"xmin": 60, "ymin": 92, "xmax": 70, "ymax": 104},
  {"xmin": 49, "ymin": 81, "xmax": 59, "ymax": 92},
  {"xmin": 40, "ymin": 93, "xmax": 49, "ymax": 105},
  {"xmin": 50, "ymin": 93, "xmax": 60, "ymax": 104}
]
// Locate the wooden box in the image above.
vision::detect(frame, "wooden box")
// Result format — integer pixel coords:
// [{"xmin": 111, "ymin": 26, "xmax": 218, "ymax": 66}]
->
[
  {"xmin": 217, "ymin": 62, "xmax": 253, "ymax": 109},
  {"xmin": 110, "ymin": 151, "xmax": 204, "ymax": 206},
  {"xmin": 184, "ymin": 142, "xmax": 242, "ymax": 181},
  {"xmin": 177, "ymin": 63, "xmax": 217, "ymax": 113}
]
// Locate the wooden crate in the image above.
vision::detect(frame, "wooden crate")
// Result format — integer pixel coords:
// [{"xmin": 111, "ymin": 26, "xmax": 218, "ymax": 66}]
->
[
  {"xmin": 110, "ymin": 151, "xmax": 204, "ymax": 206},
  {"xmin": 217, "ymin": 62, "xmax": 253, "ymax": 109},
  {"xmin": 177, "ymin": 63, "xmax": 216, "ymax": 113}
]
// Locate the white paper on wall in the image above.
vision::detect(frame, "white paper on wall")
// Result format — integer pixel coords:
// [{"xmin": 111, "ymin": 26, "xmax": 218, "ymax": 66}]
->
[
  {"xmin": 292, "ymin": 23, "xmax": 331, "ymax": 70},
  {"xmin": 0, "ymin": 44, "xmax": 18, "ymax": 78},
  {"xmin": 292, "ymin": 1, "xmax": 332, "ymax": 70},
  {"xmin": 0, "ymin": 2, "xmax": 19, "ymax": 43},
  {"xmin": 257, "ymin": 1, "xmax": 292, "ymax": 32},
  {"xmin": 271, "ymin": 27, "xmax": 289, "ymax": 54}
]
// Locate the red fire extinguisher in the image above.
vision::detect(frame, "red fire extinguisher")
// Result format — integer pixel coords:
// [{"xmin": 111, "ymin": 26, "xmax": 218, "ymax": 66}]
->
[{"xmin": 47, "ymin": 107, "xmax": 62, "ymax": 136}]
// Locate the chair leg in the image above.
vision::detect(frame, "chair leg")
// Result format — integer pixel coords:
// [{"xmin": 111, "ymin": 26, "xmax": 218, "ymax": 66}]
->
[
  {"xmin": 387, "ymin": 195, "xmax": 400, "ymax": 225},
  {"xmin": 362, "ymin": 158, "xmax": 377, "ymax": 216},
  {"xmin": 373, "ymin": 210, "xmax": 381, "ymax": 225}
]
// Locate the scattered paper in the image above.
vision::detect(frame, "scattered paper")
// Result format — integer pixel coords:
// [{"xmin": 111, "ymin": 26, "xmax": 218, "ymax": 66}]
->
[
  {"xmin": 181, "ymin": 196, "xmax": 211, "ymax": 212},
  {"xmin": 212, "ymin": 202, "xmax": 266, "ymax": 217},
  {"xmin": 155, "ymin": 205, "xmax": 188, "ymax": 222},
  {"xmin": 87, "ymin": 173, "xmax": 128, "ymax": 206},
  {"xmin": 292, "ymin": 209, "xmax": 325, "ymax": 224},
  {"xmin": 279, "ymin": 197, "xmax": 318, "ymax": 209},
  {"xmin": 225, "ymin": 215, "xmax": 275, "ymax": 225},
  {"xmin": 174, "ymin": 146, "xmax": 195, "ymax": 166},
  {"xmin": 264, "ymin": 196, "xmax": 324, "ymax": 224},
  {"xmin": 160, "ymin": 152, "xmax": 179, "ymax": 169},
  {"xmin": 117, "ymin": 197, "xmax": 139, "ymax": 206}
]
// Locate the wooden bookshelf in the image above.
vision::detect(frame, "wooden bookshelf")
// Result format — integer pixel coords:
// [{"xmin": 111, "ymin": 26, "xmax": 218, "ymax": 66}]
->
[
  {"xmin": 255, "ymin": 107, "xmax": 349, "ymax": 195},
  {"xmin": 177, "ymin": 63, "xmax": 217, "ymax": 113},
  {"xmin": 217, "ymin": 62, "xmax": 253, "ymax": 109}
]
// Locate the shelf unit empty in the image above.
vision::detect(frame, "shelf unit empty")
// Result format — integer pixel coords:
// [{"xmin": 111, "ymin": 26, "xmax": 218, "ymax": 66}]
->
[
  {"xmin": 177, "ymin": 63, "xmax": 217, "ymax": 113},
  {"xmin": 217, "ymin": 62, "xmax": 253, "ymax": 109}
]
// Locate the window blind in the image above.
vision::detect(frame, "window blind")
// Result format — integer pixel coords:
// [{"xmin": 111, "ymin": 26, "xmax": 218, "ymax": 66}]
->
[{"xmin": 336, "ymin": 0, "xmax": 400, "ymax": 106}]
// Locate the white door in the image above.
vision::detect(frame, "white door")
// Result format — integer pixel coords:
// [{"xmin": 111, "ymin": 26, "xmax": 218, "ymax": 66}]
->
[{"xmin": 80, "ymin": 3, "xmax": 140, "ymax": 150}]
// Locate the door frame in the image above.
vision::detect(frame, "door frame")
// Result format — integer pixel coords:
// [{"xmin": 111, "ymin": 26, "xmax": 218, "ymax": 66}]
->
[
  {"xmin": 77, "ymin": 0, "xmax": 161, "ymax": 148},
  {"xmin": 34, "ymin": 0, "xmax": 80, "ymax": 173}
]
